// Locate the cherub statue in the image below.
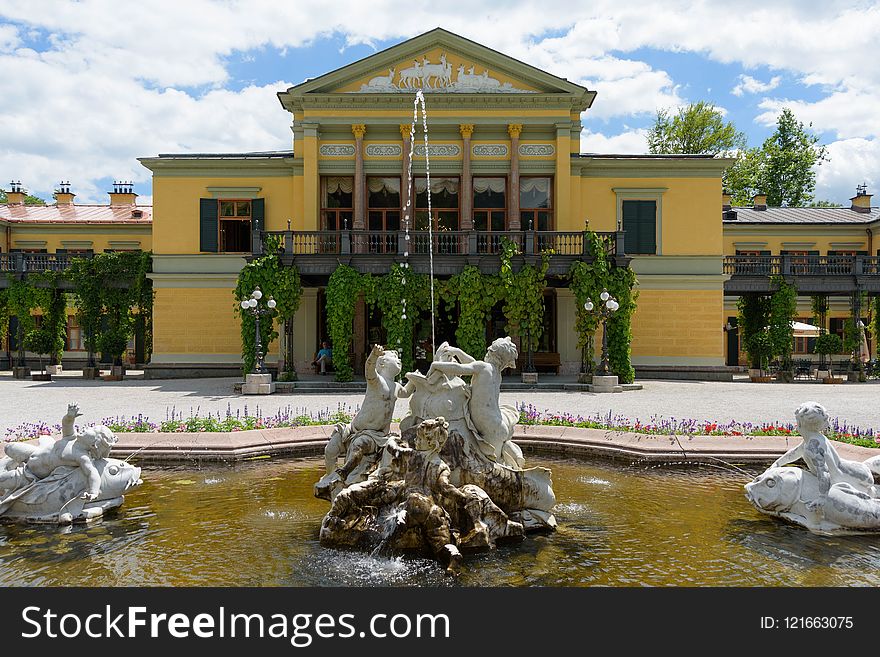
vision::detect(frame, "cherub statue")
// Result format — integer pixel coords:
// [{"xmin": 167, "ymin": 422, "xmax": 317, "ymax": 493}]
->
[
  {"xmin": 315, "ymin": 345, "xmax": 414, "ymax": 499},
  {"xmin": 0, "ymin": 404, "xmax": 114, "ymax": 500},
  {"xmin": 427, "ymin": 337, "xmax": 524, "ymax": 468},
  {"xmin": 0, "ymin": 404, "xmax": 141, "ymax": 524}
]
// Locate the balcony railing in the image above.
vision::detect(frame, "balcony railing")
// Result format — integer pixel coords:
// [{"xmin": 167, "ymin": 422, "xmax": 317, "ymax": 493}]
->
[
  {"xmin": 724, "ymin": 254, "xmax": 880, "ymax": 277},
  {"xmin": 0, "ymin": 253, "xmax": 90, "ymax": 274},
  {"xmin": 257, "ymin": 229, "xmax": 623, "ymax": 258}
]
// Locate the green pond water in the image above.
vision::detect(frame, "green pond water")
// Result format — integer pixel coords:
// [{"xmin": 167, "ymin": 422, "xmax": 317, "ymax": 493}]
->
[{"xmin": 2, "ymin": 456, "xmax": 880, "ymax": 586}]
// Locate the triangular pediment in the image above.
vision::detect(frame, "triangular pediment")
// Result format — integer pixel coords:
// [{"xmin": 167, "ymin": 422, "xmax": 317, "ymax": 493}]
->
[{"xmin": 279, "ymin": 28, "xmax": 593, "ymax": 106}]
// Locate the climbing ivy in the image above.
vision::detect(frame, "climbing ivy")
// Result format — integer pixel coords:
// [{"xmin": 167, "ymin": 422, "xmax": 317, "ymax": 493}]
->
[
  {"xmin": 605, "ymin": 267, "xmax": 639, "ymax": 384},
  {"xmin": 499, "ymin": 237, "xmax": 549, "ymax": 353},
  {"xmin": 871, "ymin": 297, "xmax": 880, "ymax": 355},
  {"xmin": 364, "ymin": 264, "xmax": 433, "ymax": 375},
  {"xmin": 0, "ymin": 289, "xmax": 8, "ymax": 345},
  {"xmin": 738, "ymin": 293, "xmax": 772, "ymax": 369},
  {"xmin": 440, "ymin": 265, "xmax": 502, "ymax": 360},
  {"xmin": 768, "ymin": 277, "xmax": 797, "ymax": 371},
  {"xmin": 235, "ymin": 253, "xmax": 302, "ymax": 375},
  {"xmin": 324, "ymin": 264, "xmax": 363, "ymax": 382}
]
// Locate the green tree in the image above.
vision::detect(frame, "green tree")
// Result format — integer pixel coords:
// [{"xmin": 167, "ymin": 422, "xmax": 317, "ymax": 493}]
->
[
  {"xmin": 647, "ymin": 101, "xmax": 746, "ymax": 155},
  {"xmin": 0, "ymin": 191, "xmax": 47, "ymax": 205},
  {"xmin": 727, "ymin": 108, "xmax": 828, "ymax": 207}
]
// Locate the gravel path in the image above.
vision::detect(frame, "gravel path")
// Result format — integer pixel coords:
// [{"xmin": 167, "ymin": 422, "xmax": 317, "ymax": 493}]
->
[{"xmin": 2, "ymin": 376, "xmax": 878, "ymax": 433}]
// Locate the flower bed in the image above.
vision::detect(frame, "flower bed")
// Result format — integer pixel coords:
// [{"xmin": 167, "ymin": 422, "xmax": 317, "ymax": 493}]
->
[{"xmin": 4, "ymin": 402, "xmax": 878, "ymax": 449}]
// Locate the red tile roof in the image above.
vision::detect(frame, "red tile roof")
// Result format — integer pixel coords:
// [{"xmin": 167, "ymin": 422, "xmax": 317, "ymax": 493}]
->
[{"xmin": 0, "ymin": 204, "xmax": 152, "ymax": 224}]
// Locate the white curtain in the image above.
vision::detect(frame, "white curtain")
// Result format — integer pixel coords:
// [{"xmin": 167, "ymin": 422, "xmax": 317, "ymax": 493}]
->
[
  {"xmin": 414, "ymin": 177, "xmax": 459, "ymax": 194},
  {"xmin": 520, "ymin": 177, "xmax": 550, "ymax": 194},
  {"xmin": 324, "ymin": 176, "xmax": 353, "ymax": 194},
  {"xmin": 367, "ymin": 177, "xmax": 400, "ymax": 194},
  {"xmin": 473, "ymin": 177, "xmax": 506, "ymax": 194}
]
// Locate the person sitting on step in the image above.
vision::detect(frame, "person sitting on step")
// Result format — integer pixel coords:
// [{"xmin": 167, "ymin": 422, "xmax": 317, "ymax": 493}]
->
[{"xmin": 312, "ymin": 341, "xmax": 333, "ymax": 375}]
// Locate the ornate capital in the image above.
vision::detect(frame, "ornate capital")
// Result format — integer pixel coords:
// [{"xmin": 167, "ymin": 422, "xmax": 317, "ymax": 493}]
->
[
  {"xmin": 352, "ymin": 124, "xmax": 367, "ymax": 139},
  {"xmin": 507, "ymin": 123, "xmax": 523, "ymax": 139},
  {"xmin": 459, "ymin": 124, "xmax": 474, "ymax": 140},
  {"xmin": 399, "ymin": 124, "xmax": 412, "ymax": 140}
]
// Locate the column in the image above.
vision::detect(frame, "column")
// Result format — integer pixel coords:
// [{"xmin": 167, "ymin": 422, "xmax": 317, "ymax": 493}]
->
[
  {"xmin": 459, "ymin": 124, "xmax": 474, "ymax": 230},
  {"xmin": 554, "ymin": 121, "xmax": 571, "ymax": 231},
  {"xmin": 508, "ymin": 123, "xmax": 522, "ymax": 230},
  {"xmin": 400, "ymin": 124, "xmax": 412, "ymax": 224},
  {"xmin": 302, "ymin": 123, "xmax": 320, "ymax": 230},
  {"xmin": 352, "ymin": 124, "xmax": 367, "ymax": 230}
]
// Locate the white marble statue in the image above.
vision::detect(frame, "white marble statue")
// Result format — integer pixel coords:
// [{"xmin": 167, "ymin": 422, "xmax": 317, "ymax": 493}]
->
[
  {"xmin": 315, "ymin": 345, "xmax": 413, "ymax": 499},
  {"xmin": 316, "ymin": 336, "xmax": 557, "ymax": 571},
  {"xmin": 0, "ymin": 404, "xmax": 142, "ymax": 524},
  {"xmin": 746, "ymin": 401, "xmax": 880, "ymax": 534},
  {"xmin": 428, "ymin": 337, "xmax": 524, "ymax": 468}
]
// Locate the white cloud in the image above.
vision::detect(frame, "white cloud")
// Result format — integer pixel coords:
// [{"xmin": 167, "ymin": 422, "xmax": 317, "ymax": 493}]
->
[
  {"xmin": 0, "ymin": 0, "xmax": 878, "ymax": 204},
  {"xmin": 816, "ymin": 138, "xmax": 880, "ymax": 204},
  {"xmin": 580, "ymin": 128, "xmax": 648, "ymax": 154},
  {"xmin": 731, "ymin": 74, "xmax": 781, "ymax": 96}
]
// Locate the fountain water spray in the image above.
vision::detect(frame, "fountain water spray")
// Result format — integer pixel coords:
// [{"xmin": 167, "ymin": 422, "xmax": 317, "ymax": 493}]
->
[{"xmin": 403, "ymin": 89, "xmax": 436, "ymax": 359}]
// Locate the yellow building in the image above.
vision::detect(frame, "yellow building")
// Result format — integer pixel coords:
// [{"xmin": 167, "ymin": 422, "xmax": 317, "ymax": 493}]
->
[
  {"xmin": 138, "ymin": 28, "xmax": 731, "ymax": 379},
  {"xmin": 9, "ymin": 29, "xmax": 874, "ymax": 379},
  {"xmin": 0, "ymin": 182, "xmax": 152, "ymax": 367},
  {"xmin": 723, "ymin": 190, "xmax": 879, "ymax": 367}
]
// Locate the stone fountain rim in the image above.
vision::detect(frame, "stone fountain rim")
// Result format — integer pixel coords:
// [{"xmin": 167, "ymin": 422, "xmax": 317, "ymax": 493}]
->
[{"xmin": 18, "ymin": 425, "xmax": 876, "ymax": 465}]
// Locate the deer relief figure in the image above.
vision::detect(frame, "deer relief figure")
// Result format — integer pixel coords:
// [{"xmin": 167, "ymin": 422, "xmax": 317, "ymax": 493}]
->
[
  {"xmin": 398, "ymin": 60, "xmax": 422, "ymax": 89},
  {"xmin": 366, "ymin": 67, "xmax": 395, "ymax": 90}
]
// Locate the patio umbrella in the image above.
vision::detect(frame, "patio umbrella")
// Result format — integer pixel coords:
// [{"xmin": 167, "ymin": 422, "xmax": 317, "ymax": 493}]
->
[{"xmin": 791, "ymin": 321, "xmax": 821, "ymax": 337}]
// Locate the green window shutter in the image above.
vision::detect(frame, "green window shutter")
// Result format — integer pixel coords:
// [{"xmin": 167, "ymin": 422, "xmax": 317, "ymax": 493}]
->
[
  {"xmin": 623, "ymin": 200, "xmax": 656, "ymax": 254},
  {"xmin": 622, "ymin": 201, "xmax": 639, "ymax": 254},
  {"xmin": 200, "ymin": 198, "xmax": 218, "ymax": 253},
  {"xmin": 251, "ymin": 198, "xmax": 265, "ymax": 232}
]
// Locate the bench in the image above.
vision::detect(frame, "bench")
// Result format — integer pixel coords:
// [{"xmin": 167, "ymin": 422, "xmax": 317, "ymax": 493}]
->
[{"xmin": 516, "ymin": 352, "xmax": 561, "ymax": 374}]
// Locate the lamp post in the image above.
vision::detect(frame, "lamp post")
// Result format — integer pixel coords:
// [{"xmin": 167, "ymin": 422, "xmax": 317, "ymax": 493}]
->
[
  {"xmin": 240, "ymin": 288, "xmax": 276, "ymax": 374},
  {"xmin": 584, "ymin": 288, "xmax": 620, "ymax": 375}
]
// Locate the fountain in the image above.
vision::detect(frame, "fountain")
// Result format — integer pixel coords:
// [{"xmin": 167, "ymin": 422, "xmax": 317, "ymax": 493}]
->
[
  {"xmin": 316, "ymin": 337, "xmax": 556, "ymax": 571},
  {"xmin": 0, "ymin": 404, "xmax": 142, "ymax": 524}
]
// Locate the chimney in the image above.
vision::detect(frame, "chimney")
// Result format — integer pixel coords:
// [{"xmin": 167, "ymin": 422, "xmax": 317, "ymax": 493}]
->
[
  {"xmin": 752, "ymin": 193, "xmax": 768, "ymax": 211},
  {"xmin": 53, "ymin": 181, "xmax": 76, "ymax": 206},
  {"xmin": 5, "ymin": 181, "xmax": 26, "ymax": 205},
  {"xmin": 850, "ymin": 183, "xmax": 872, "ymax": 214},
  {"xmin": 109, "ymin": 180, "xmax": 137, "ymax": 206},
  {"xmin": 722, "ymin": 190, "xmax": 732, "ymax": 212}
]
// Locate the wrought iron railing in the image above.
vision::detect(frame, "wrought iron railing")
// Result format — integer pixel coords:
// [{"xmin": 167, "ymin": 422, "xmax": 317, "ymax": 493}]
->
[
  {"xmin": 724, "ymin": 254, "xmax": 880, "ymax": 277},
  {"xmin": 0, "ymin": 253, "xmax": 91, "ymax": 274},
  {"xmin": 257, "ymin": 229, "xmax": 623, "ymax": 258}
]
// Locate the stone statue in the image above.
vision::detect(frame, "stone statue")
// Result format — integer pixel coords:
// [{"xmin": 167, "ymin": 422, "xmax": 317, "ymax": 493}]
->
[
  {"xmin": 0, "ymin": 404, "xmax": 142, "ymax": 524},
  {"xmin": 428, "ymin": 337, "xmax": 524, "ymax": 468},
  {"xmin": 315, "ymin": 337, "xmax": 557, "ymax": 571},
  {"xmin": 320, "ymin": 418, "xmax": 523, "ymax": 573},
  {"xmin": 746, "ymin": 401, "xmax": 880, "ymax": 534},
  {"xmin": 315, "ymin": 345, "xmax": 413, "ymax": 500}
]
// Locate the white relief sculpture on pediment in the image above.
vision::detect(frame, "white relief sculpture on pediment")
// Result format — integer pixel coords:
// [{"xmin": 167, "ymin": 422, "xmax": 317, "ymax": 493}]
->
[{"xmin": 354, "ymin": 53, "xmax": 536, "ymax": 93}]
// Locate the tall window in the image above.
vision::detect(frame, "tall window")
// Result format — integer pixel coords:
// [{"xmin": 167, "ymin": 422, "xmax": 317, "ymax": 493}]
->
[
  {"xmin": 415, "ymin": 177, "xmax": 459, "ymax": 254},
  {"xmin": 622, "ymin": 200, "xmax": 657, "ymax": 255},
  {"xmin": 473, "ymin": 177, "xmax": 506, "ymax": 232},
  {"xmin": 321, "ymin": 177, "xmax": 353, "ymax": 231},
  {"xmin": 219, "ymin": 200, "xmax": 252, "ymax": 252},
  {"xmin": 367, "ymin": 177, "xmax": 400, "ymax": 253},
  {"xmin": 520, "ymin": 177, "xmax": 552, "ymax": 231}
]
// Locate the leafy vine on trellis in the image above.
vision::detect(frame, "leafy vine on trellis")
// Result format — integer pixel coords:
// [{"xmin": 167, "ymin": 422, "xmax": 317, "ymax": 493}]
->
[
  {"xmin": 440, "ymin": 265, "xmax": 502, "ymax": 360},
  {"xmin": 499, "ymin": 237, "xmax": 549, "ymax": 353},
  {"xmin": 235, "ymin": 253, "xmax": 302, "ymax": 375},
  {"xmin": 324, "ymin": 264, "xmax": 363, "ymax": 382}
]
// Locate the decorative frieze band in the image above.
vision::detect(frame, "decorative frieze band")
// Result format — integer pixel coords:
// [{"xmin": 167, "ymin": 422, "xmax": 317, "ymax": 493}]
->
[
  {"xmin": 519, "ymin": 143, "xmax": 555, "ymax": 157},
  {"xmin": 413, "ymin": 144, "xmax": 461, "ymax": 157},
  {"xmin": 319, "ymin": 144, "xmax": 356, "ymax": 157},
  {"xmin": 365, "ymin": 144, "xmax": 403, "ymax": 157},
  {"xmin": 472, "ymin": 144, "xmax": 509, "ymax": 157}
]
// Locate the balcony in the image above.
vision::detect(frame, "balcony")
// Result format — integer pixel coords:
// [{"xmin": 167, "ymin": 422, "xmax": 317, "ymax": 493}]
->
[
  {"xmin": 724, "ymin": 254, "xmax": 880, "ymax": 295},
  {"xmin": 253, "ymin": 229, "xmax": 629, "ymax": 281}
]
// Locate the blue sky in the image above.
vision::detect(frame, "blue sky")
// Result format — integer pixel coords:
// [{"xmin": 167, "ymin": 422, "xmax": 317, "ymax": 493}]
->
[{"xmin": 0, "ymin": 0, "xmax": 877, "ymax": 206}]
